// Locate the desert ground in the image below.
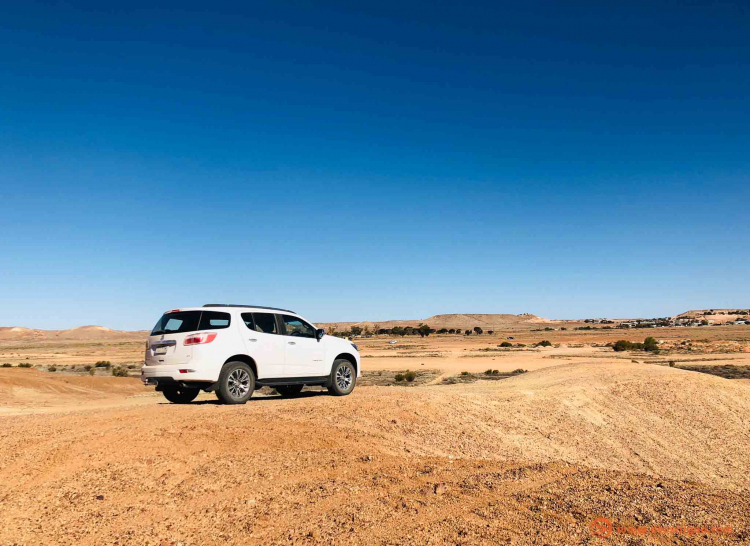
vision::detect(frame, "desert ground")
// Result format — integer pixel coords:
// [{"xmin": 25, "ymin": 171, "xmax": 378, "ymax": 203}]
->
[{"xmin": 1, "ymin": 316, "xmax": 750, "ymax": 544}]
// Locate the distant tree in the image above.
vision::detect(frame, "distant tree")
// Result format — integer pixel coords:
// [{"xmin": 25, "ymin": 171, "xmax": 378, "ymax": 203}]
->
[
  {"xmin": 392, "ymin": 326, "xmax": 405, "ymax": 336},
  {"xmin": 701, "ymin": 319, "xmax": 709, "ymax": 326},
  {"xmin": 473, "ymin": 327, "xmax": 483, "ymax": 335},
  {"xmin": 500, "ymin": 341, "xmax": 513, "ymax": 348},
  {"xmin": 448, "ymin": 329, "xmax": 456, "ymax": 334},
  {"xmin": 418, "ymin": 324, "xmax": 431, "ymax": 337},
  {"xmin": 403, "ymin": 326, "xmax": 415, "ymax": 336},
  {"xmin": 487, "ymin": 330, "xmax": 494, "ymax": 335},
  {"xmin": 464, "ymin": 329, "xmax": 472, "ymax": 335},
  {"xmin": 437, "ymin": 328, "xmax": 448, "ymax": 334},
  {"xmin": 350, "ymin": 326, "xmax": 363, "ymax": 336},
  {"xmin": 537, "ymin": 340, "xmax": 552, "ymax": 347}
]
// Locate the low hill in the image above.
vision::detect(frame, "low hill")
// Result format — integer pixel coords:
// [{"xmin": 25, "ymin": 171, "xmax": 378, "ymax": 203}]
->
[
  {"xmin": 676, "ymin": 308, "xmax": 749, "ymax": 323},
  {"xmin": 0, "ymin": 326, "xmax": 148, "ymax": 342},
  {"xmin": 317, "ymin": 313, "xmax": 552, "ymax": 332}
]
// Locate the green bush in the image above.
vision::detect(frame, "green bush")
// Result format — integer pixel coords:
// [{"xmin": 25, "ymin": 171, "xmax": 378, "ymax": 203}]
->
[
  {"xmin": 18, "ymin": 363, "xmax": 32, "ymax": 368},
  {"xmin": 537, "ymin": 340, "xmax": 552, "ymax": 347},
  {"xmin": 2, "ymin": 363, "xmax": 12, "ymax": 368},
  {"xmin": 460, "ymin": 371, "xmax": 470, "ymax": 376},
  {"xmin": 394, "ymin": 373, "xmax": 405, "ymax": 382},
  {"xmin": 613, "ymin": 337, "xmax": 658, "ymax": 352},
  {"xmin": 511, "ymin": 368, "xmax": 527, "ymax": 374},
  {"xmin": 111, "ymin": 367, "xmax": 129, "ymax": 377},
  {"xmin": 499, "ymin": 342, "xmax": 513, "ymax": 348},
  {"xmin": 95, "ymin": 361, "xmax": 111, "ymax": 368},
  {"xmin": 83, "ymin": 364, "xmax": 92, "ymax": 371},
  {"xmin": 643, "ymin": 337, "xmax": 659, "ymax": 352},
  {"xmin": 405, "ymin": 371, "xmax": 416, "ymax": 382},
  {"xmin": 89, "ymin": 367, "xmax": 96, "ymax": 376},
  {"xmin": 48, "ymin": 366, "xmax": 57, "ymax": 372},
  {"xmin": 516, "ymin": 343, "xmax": 526, "ymax": 347},
  {"xmin": 484, "ymin": 369, "xmax": 500, "ymax": 376}
]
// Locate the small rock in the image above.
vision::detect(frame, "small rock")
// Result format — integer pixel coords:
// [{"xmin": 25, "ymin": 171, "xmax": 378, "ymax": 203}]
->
[
  {"xmin": 95, "ymin": 495, "xmax": 104, "ymax": 501},
  {"xmin": 434, "ymin": 483, "xmax": 448, "ymax": 495}
]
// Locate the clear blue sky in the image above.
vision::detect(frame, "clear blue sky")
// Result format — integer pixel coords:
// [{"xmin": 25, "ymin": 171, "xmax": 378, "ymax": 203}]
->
[{"xmin": 1, "ymin": 1, "xmax": 748, "ymax": 330}]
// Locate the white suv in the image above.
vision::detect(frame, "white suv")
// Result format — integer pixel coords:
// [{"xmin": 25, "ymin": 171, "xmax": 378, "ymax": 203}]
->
[{"xmin": 141, "ymin": 304, "xmax": 360, "ymax": 404}]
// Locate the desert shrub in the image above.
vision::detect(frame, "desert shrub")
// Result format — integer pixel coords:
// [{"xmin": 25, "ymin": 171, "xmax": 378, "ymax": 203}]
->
[
  {"xmin": 460, "ymin": 371, "xmax": 470, "ymax": 376},
  {"xmin": 48, "ymin": 366, "xmax": 57, "ymax": 372},
  {"xmin": 2, "ymin": 363, "xmax": 12, "ymax": 368},
  {"xmin": 111, "ymin": 367, "xmax": 129, "ymax": 377},
  {"xmin": 89, "ymin": 368, "xmax": 96, "ymax": 376},
  {"xmin": 473, "ymin": 327, "xmax": 483, "ymax": 335},
  {"xmin": 487, "ymin": 330, "xmax": 494, "ymax": 335},
  {"xmin": 669, "ymin": 360, "xmax": 676, "ymax": 367},
  {"xmin": 83, "ymin": 364, "xmax": 92, "ymax": 371},
  {"xmin": 537, "ymin": 340, "xmax": 552, "ymax": 347},
  {"xmin": 127, "ymin": 364, "xmax": 137, "ymax": 369},
  {"xmin": 484, "ymin": 369, "xmax": 500, "ymax": 376},
  {"xmin": 95, "ymin": 361, "xmax": 111, "ymax": 368},
  {"xmin": 394, "ymin": 373, "xmax": 405, "ymax": 382},
  {"xmin": 405, "ymin": 371, "xmax": 416, "ymax": 382},
  {"xmin": 499, "ymin": 342, "xmax": 513, "ymax": 348},
  {"xmin": 511, "ymin": 368, "xmax": 527, "ymax": 374},
  {"xmin": 643, "ymin": 337, "xmax": 659, "ymax": 352},
  {"xmin": 613, "ymin": 340, "xmax": 643, "ymax": 352},
  {"xmin": 448, "ymin": 329, "xmax": 455, "ymax": 334},
  {"xmin": 464, "ymin": 330, "xmax": 471, "ymax": 335},
  {"xmin": 18, "ymin": 363, "xmax": 32, "ymax": 368},
  {"xmin": 516, "ymin": 343, "xmax": 526, "ymax": 347}
]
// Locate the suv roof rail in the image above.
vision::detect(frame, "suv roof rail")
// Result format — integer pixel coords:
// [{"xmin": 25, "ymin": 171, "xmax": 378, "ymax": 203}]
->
[{"xmin": 203, "ymin": 304, "xmax": 296, "ymax": 314}]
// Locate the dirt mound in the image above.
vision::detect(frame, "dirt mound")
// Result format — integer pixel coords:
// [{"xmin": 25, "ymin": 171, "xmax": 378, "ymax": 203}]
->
[
  {"xmin": 0, "ymin": 368, "xmax": 145, "ymax": 410},
  {"xmin": 2, "ymin": 362, "xmax": 750, "ymax": 545}
]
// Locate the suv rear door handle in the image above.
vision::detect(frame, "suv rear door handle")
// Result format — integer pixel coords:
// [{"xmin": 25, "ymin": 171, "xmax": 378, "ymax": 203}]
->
[
  {"xmin": 288, "ymin": 341, "xmax": 296, "ymax": 345},
  {"xmin": 248, "ymin": 338, "xmax": 257, "ymax": 342}
]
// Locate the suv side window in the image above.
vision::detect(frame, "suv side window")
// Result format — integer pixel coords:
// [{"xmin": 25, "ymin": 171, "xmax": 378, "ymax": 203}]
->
[
  {"xmin": 240, "ymin": 313, "xmax": 255, "ymax": 331},
  {"xmin": 198, "ymin": 311, "xmax": 231, "ymax": 330},
  {"xmin": 252, "ymin": 312, "xmax": 278, "ymax": 334},
  {"xmin": 281, "ymin": 315, "xmax": 316, "ymax": 338}
]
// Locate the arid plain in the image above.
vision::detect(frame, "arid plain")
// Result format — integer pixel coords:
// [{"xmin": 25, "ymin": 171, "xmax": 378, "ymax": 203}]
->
[{"xmin": 1, "ymin": 312, "xmax": 750, "ymax": 544}]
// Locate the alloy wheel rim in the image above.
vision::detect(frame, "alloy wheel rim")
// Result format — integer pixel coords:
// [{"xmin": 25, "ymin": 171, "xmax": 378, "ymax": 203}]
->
[
  {"xmin": 228, "ymin": 369, "xmax": 250, "ymax": 398},
  {"xmin": 336, "ymin": 365, "xmax": 353, "ymax": 391}
]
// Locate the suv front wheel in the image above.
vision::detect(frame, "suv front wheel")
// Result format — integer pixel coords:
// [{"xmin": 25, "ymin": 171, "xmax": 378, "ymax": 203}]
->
[
  {"xmin": 216, "ymin": 362, "xmax": 255, "ymax": 404},
  {"xmin": 328, "ymin": 359, "xmax": 356, "ymax": 396}
]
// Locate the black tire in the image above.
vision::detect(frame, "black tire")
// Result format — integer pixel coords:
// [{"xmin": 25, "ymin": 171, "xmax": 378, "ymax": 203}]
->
[
  {"xmin": 328, "ymin": 359, "xmax": 356, "ymax": 396},
  {"xmin": 276, "ymin": 385, "xmax": 304, "ymax": 397},
  {"xmin": 162, "ymin": 386, "xmax": 200, "ymax": 404},
  {"xmin": 216, "ymin": 361, "xmax": 255, "ymax": 404}
]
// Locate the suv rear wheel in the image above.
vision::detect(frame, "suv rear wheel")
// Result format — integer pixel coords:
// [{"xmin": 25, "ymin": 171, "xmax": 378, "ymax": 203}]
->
[
  {"xmin": 328, "ymin": 359, "xmax": 356, "ymax": 396},
  {"xmin": 216, "ymin": 361, "xmax": 255, "ymax": 404},
  {"xmin": 162, "ymin": 386, "xmax": 200, "ymax": 404}
]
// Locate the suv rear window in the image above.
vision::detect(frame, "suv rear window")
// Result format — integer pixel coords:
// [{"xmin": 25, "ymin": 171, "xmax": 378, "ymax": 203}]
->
[
  {"xmin": 151, "ymin": 311, "xmax": 231, "ymax": 335},
  {"xmin": 151, "ymin": 311, "xmax": 201, "ymax": 335}
]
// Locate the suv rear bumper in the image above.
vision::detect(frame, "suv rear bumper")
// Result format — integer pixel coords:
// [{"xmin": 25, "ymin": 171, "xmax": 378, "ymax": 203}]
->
[{"xmin": 141, "ymin": 364, "xmax": 216, "ymax": 385}]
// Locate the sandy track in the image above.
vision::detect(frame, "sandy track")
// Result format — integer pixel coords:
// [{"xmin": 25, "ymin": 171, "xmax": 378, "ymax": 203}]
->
[{"xmin": 1, "ymin": 361, "xmax": 750, "ymax": 544}]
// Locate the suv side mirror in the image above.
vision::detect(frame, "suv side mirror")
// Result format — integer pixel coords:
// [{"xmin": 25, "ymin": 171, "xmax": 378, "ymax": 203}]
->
[{"xmin": 316, "ymin": 328, "xmax": 325, "ymax": 341}]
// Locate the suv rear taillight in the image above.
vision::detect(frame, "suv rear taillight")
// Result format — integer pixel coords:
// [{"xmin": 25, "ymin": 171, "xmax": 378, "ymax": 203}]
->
[{"xmin": 184, "ymin": 333, "xmax": 218, "ymax": 345}]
